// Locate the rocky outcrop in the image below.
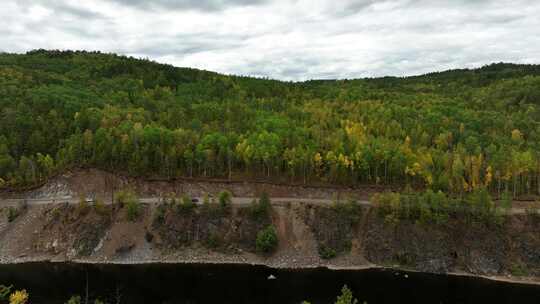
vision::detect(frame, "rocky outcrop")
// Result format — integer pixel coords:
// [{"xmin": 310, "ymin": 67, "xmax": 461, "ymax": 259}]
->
[{"xmin": 0, "ymin": 201, "xmax": 539, "ymax": 284}]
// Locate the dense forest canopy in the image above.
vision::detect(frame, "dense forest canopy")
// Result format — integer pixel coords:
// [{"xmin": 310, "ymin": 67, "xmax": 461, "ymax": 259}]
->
[{"xmin": 1, "ymin": 49, "xmax": 540, "ymax": 198}]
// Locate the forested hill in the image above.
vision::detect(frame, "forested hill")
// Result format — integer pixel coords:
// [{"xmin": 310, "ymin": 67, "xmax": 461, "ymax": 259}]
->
[{"xmin": 1, "ymin": 49, "xmax": 540, "ymax": 198}]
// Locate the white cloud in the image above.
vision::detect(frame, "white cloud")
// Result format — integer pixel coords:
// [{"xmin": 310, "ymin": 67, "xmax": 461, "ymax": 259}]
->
[{"xmin": 1, "ymin": 0, "xmax": 539, "ymax": 80}]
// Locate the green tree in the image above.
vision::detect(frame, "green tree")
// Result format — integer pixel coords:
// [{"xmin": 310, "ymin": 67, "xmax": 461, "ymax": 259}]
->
[{"xmin": 335, "ymin": 285, "xmax": 358, "ymax": 304}]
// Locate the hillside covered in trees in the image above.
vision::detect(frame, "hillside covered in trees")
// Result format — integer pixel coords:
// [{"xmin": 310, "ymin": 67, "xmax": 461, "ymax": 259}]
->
[{"xmin": 1, "ymin": 50, "xmax": 540, "ymax": 198}]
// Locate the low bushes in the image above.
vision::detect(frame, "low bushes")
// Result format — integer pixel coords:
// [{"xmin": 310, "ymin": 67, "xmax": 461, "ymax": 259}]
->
[
  {"xmin": 6, "ymin": 206, "xmax": 20, "ymax": 222},
  {"xmin": 0, "ymin": 285, "xmax": 12, "ymax": 301},
  {"xmin": 115, "ymin": 189, "xmax": 137, "ymax": 208},
  {"xmin": 126, "ymin": 199, "xmax": 141, "ymax": 221},
  {"xmin": 75, "ymin": 196, "xmax": 90, "ymax": 217},
  {"xmin": 116, "ymin": 189, "xmax": 142, "ymax": 221},
  {"xmin": 373, "ymin": 188, "xmax": 504, "ymax": 226},
  {"xmin": 319, "ymin": 245, "xmax": 337, "ymax": 259},
  {"xmin": 93, "ymin": 198, "xmax": 108, "ymax": 216},
  {"xmin": 205, "ymin": 232, "xmax": 221, "ymax": 249},
  {"xmin": 304, "ymin": 199, "xmax": 362, "ymax": 259},
  {"xmin": 218, "ymin": 190, "xmax": 232, "ymax": 209},
  {"xmin": 153, "ymin": 203, "xmax": 167, "ymax": 223},
  {"xmin": 510, "ymin": 263, "xmax": 529, "ymax": 277},
  {"xmin": 4, "ymin": 202, "xmax": 27, "ymax": 223},
  {"xmin": 65, "ymin": 295, "xmax": 81, "ymax": 304},
  {"xmin": 256, "ymin": 225, "xmax": 278, "ymax": 253},
  {"xmin": 249, "ymin": 192, "xmax": 271, "ymax": 220},
  {"xmin": 152, "ymin": 189, "xmax": 278, "ymax": 255},
  {"xmin": 174, "ymin": 194, "xmax": 196, "ymax": 214},
  {"xmin": 332, "ymin": 199, "xmax": 362, "ymax": 224}
]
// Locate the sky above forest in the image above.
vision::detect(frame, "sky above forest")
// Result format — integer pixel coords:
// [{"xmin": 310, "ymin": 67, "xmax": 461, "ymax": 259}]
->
[{"xmin": 1, "ymin": 0, "xmax": 540, "ymax": 80}]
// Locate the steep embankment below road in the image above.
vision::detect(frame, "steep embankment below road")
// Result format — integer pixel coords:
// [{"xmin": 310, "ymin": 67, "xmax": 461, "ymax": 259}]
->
[
  {"xmin": 1, "ymin": 198, "xmax": 540, "ymax": 285},
  {"xmin": 0, "ymin": 169, "xmax": 539, "ymax": 285}
]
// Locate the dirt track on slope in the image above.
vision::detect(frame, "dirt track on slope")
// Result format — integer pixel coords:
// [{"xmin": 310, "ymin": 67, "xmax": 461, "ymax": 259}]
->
[{"xmin": 1, "ymin": 168, "xmax": 539, "ymax": 214}]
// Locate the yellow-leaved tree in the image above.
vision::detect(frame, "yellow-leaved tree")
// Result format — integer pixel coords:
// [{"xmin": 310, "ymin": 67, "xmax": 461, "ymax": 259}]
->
[{"xmin": 9, "ymin": 290, "xmax": 29, "ymax": 304}]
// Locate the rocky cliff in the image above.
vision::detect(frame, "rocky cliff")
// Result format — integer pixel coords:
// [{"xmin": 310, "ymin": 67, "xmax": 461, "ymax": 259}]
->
[{"xmin": 1, "ymin": 197, "xmax": 539, "ymax": 285}]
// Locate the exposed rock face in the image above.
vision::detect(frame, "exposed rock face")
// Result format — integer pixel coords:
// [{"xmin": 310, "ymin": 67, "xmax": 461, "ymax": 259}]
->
[
  {"xmin": 302, "ymin": 202, "xmax": 364, "ymax": 258},
  {"xmin": 1, "ymin": 201, "xmax": 539, "ymax": 283},
  {"xmin": 363, "ymin": 212, "xmax": 540, "ymax": 277},
  {"xmin": 151, "ymin": 203, "xmax": 272, "ymax": 253},
  {"xmin": 35, "ymin": 203, "xmax": 113, "ymax": 257}
]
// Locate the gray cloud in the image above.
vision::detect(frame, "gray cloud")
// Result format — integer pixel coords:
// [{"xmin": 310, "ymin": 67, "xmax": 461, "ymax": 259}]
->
[
  {"xmin": 15, "ymin": 0, "xmax": 107, "ymax": 20},
  {"xmin": 104, "ymin": 0, "xmax": 269, "ymax": 12},
  {"xmin": 1, "ymin": 0, "xmax": 539, "ymax": 80},
  {"xmin": 123, "ymin": 32, "xmax": 249, "ymax": 57}
]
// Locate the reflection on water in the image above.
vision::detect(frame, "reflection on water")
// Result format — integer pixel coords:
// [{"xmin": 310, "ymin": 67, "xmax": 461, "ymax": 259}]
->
[{"xmin": 0, "ymin": 262, "xmax": 539, "ymax": 304}]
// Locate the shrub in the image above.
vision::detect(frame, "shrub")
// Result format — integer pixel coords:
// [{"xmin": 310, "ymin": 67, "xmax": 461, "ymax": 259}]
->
[
  {"xmin": 182, "ymin": 194, "xmax": 192, "ymax": 205},
  {"xmin": 115, "ymin": 189, "xmax": 141, "ymax": 221},
  {"xmin": 205, "ymin": 232, "xmax": 221, "ymax": 249},
  {"xmin": 6, "ymin": 207, "xmax": 19, "ymax": 222},
  {"xmin": 0, "ymin": 285, "xmax": 13, "ymax": 301},
  {"xmin": 510, "ymin": 263, "xmax": 529, "ymax": 277},
  {"xmin": 175, "ymin": 194, "xmax": 196, "ymax": 213},
  {"xmin": 126, "ymin": 199, "xmax": 141, "ymax": 222},
  {"xmin": 466, "ymin": 188, "xmax": 504, "ymax": 226},
  {"xmin": 165, "ymin": 193, "xmax": 177, "ymax": 206},
  {"xmin": 259, "ymin": 191, "xmax": 270, "ymax": 208},
  {"xmin": 218, "ymin": 190, "xmax": 232, "ymax": 209},
  {"xmin": 332, "ymin": 199, "xmax": 361, "ymax": 224},
  {"xmin": 76, "ymin": 197, "xmax": 90, "ymax": 217},
  {"xmin": 9, "ymin": 290, "xmax": 29, "ymax": 304},
  {"xmin": 335, "ymin": 285, "xmax": 358, "ymax": 304},
  {"xmin": 115, "ymin": 189, "xmax": 137, "ymax": 208},
  {"xmin": 373, "ymin": 189, "xmax": 502, "ymax": 226},
  {"xmin": 249, "ymin": 192, "xmax": 272, "ymax": 220},
  {"xmin": 93, "ymin": 198, "xmax": 107, "ymax": 216},
  {"xmin": 467, "ymin": 188, "xmax": 492, "ymax": 214},
  {"xmin": 65, "ymin": 295, "xmax": 81, "ymax": 304},
  {"xmin": 372, "ymin": 192, "xmax": 401, "ymax": 225},
  {"xmin": 319, "ymin": 245, "xmax": 337, "ymax": 259},
  {"xmin": 154, "ymin": 203, "xmax": 167, "ymax": 223},
  {"xmin": 203, "ymin": 193, "xmax": 210, "ymax": 206},
  {"xmin": 256, "ymin": 225, "xmax": 278, "ymax": 253},
  {"xmin": 500, "ymin": 191, "xmax": 512, "ymax": 214}
]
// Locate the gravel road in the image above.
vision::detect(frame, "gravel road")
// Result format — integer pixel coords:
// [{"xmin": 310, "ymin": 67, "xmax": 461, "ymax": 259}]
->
[{"xmin": 0, "ymin": 196, "xmax": 372, "ymax": 208}]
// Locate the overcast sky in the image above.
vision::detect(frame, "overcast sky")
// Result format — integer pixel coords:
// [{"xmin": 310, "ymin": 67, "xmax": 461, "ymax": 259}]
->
[{"xmin": 1, "ymin": 0, "xmax": 539, "ymax": 80}]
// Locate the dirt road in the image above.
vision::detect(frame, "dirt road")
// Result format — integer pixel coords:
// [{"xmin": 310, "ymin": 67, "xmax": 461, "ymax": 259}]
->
[
  {"xmin": 1, "ymin": 196, "xmax": 535, "ymax": 215},
  {"xmin": 0, "ymin": 196, "xmax": 372, "ymax": 208}
]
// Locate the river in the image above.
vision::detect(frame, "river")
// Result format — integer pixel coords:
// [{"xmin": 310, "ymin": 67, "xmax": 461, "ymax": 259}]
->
[{"xmin": 0, "ymin": 262, "xmax": 538, "ymax": 303}]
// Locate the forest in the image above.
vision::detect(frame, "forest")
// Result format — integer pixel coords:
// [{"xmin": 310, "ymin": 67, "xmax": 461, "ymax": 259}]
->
[{"xmin": 1, "ymin": 49, "xmax": 540, "ymax": 198}]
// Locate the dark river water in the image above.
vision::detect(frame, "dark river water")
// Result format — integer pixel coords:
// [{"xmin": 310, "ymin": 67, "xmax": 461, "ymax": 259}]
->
[{"xmin": 0, "ymin": 262, "xmax": 539, "ymax": 304}]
